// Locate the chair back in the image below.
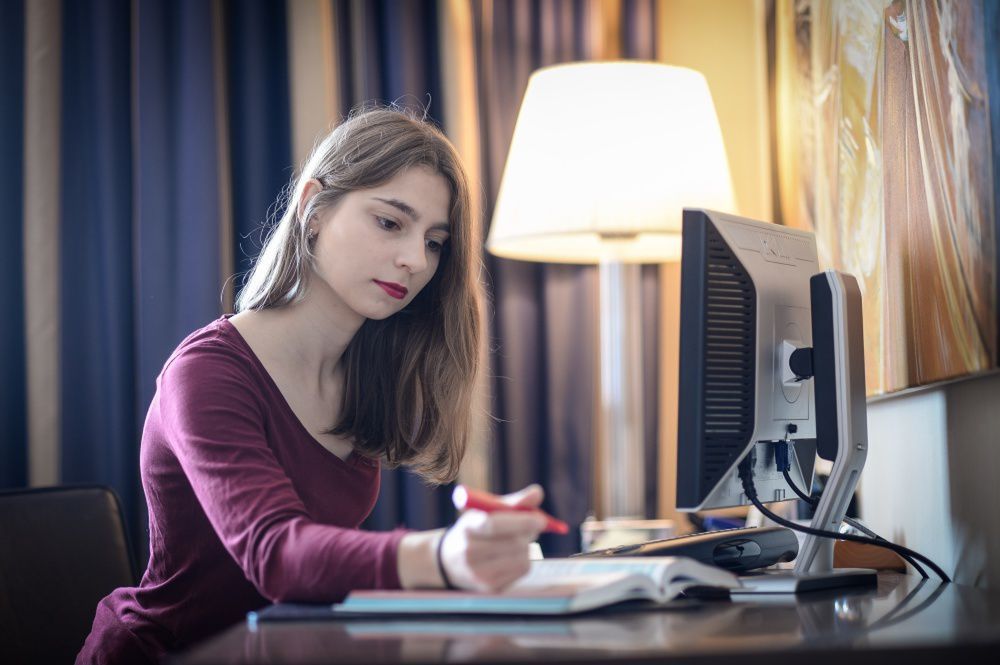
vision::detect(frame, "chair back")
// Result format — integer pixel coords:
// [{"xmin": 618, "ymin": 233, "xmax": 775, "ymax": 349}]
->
[{"xmin": 0, "ymin": 485, "xmax": 137, "ymax": 663}]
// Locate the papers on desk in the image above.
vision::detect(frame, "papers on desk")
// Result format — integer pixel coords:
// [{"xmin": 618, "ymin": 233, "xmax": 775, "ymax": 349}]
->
[{"xmin": 334, "ymin": 557, "xmax": 740, "ymax": 616}]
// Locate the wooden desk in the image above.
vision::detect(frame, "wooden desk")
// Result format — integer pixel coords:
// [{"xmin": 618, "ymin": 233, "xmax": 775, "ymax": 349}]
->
[{"xmin": 172, "ymin": 574, "xmax": 1000, "ymax": 664}]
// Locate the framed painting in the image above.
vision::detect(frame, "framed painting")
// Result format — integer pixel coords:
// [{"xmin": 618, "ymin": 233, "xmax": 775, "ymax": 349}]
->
[{"xmin": 771, "ymin": 0, "xmax": 1000, "ymax": 395}]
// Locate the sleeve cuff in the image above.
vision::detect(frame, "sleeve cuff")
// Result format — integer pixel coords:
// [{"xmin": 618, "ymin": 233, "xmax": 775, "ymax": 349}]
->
[{"xmin": 376, "ymin": 527, "xmax": 412, "ymax": 590}]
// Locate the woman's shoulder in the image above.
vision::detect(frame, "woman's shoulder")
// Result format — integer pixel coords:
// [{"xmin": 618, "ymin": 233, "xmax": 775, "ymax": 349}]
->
[
  {"xmin": 160, "ymin": 315, "xmax": 260, "ymax": 387},
  {"xmin": 152, "ymin": 316, "xmax": 274, "ymax": 441}
]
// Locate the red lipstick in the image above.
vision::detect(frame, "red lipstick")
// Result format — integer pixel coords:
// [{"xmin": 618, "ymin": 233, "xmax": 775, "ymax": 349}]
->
[{"xmin": 374, "ymin": 280, "xmax": 408, "ymax": 300}]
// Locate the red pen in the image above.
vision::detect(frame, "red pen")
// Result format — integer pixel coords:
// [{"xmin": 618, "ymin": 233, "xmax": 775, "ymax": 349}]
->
[{"xmin": 452, "ymin": 485, "xmax": 570, "ymax": 535}]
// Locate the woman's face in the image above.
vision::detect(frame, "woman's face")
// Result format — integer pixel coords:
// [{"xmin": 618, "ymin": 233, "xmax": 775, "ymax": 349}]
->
[{"xmin": 309, "ymin": 166, "xmax": 452, "ymax": 321}]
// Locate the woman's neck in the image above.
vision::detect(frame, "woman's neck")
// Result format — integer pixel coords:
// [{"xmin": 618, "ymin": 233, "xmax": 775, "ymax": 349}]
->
[{"xmin": 234, "ymin": 283, "xmax": 365, "ymax": 395}]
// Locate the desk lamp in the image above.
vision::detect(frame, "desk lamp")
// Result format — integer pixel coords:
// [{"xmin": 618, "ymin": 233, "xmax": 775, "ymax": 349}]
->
[{"xmin": 486, "ymin": 62, "xmax": 736, "ymax": 519}]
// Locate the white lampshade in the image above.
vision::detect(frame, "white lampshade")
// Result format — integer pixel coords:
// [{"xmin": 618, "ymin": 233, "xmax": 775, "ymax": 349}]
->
[{"xmin": 487, "ymin": 62, "xmax": 736, "ymax": 264}]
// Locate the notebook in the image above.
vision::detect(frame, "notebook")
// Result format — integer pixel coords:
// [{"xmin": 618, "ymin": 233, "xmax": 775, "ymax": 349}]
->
[{"xmin": 332, "ymin": 557, "xmax": 739, "ymax": 616}]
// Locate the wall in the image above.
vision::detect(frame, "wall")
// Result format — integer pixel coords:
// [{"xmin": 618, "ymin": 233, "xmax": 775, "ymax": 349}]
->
[
  {"xmin": 656, "ymin": 0, "xmax": 772, "ymax": 222},
  {"xmin": 862, "ymin": 372, "xmax": 1000, "ymax": 588}
]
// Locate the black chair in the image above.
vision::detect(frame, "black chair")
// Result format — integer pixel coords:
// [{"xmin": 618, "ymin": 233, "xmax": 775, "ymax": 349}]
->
[{"xmin": 0, "ymin": 485, "xmax": 137, "ymax": 664}]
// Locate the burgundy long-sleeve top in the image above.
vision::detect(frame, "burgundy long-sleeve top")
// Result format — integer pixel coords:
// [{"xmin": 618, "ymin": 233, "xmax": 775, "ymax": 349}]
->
[{"xmin": 77, "ymin": 315, "xmax": 409, "ymax": 664}]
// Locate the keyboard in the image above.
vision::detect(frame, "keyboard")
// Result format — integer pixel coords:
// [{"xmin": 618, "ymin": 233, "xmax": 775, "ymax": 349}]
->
[{"xmin": 570, "ymin": 525, "xmax": 799, "ymax": 573}]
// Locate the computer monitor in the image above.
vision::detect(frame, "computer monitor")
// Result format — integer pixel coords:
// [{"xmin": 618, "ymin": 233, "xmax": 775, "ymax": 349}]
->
[
  {"xmin": 676, "ymin": 208, "xmax": 820, "ymax": 512},
  {"xmin": 675, "ymin": 208, "xmax": 873, "ymax": 590}
]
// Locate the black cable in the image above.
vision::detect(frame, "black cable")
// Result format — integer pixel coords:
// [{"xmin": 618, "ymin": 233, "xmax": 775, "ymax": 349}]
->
[
  {"xmin": 780, "ymin": 468, "xmax": 928, "ymax": 579},
  {"xmin": 775, "ymin": 442, "xmax": 927, "ymax": 579},
  {"xmin": 740, "ymin": 457, "xmax": 950, "ymax": 582},
  {"xmin": 782, "ymin": 468, "xmax": 816, "ymax": 505},
  {"xmin": 751, "ymin": 478, "xmax": 945, "ymax": 581}
]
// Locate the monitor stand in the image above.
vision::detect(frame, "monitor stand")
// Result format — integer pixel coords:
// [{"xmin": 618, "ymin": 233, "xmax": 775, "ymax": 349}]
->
[
  {"xmin": 734, "ymin": 568, "xmax": 876, "ymax": 594},
  {"xmin": 738, "ymin": 271, "xmax": 878, "ymax": 594}
]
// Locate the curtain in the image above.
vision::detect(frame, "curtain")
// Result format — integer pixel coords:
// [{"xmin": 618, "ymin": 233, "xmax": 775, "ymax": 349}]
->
[
  {"xmin": 7, "ymin": 0, "xmax": 295, "ymax": 563},
  {"xmin": 464, "ymin": 0, "xmax": 661, "ymax": 555},
  {"xmin": 58, "ymin": 0, "xmax": 140, "ymax": 546},
  {"xmin": 3, "ymin": 0, "xmax": 665, "ymax": 565},
  {"xmin": 0, "ymin": 0, "xmax": 27, "ymax": 489}
]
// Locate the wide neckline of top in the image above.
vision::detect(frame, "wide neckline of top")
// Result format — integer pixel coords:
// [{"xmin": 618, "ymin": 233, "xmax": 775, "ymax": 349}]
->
[{"xmin": 217, "ymin": 314, "xmax": 368, "ymax": 471}]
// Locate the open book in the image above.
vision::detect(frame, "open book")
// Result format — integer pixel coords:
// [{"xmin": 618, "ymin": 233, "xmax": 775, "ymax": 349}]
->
[{"xmin": 334, "ymin": 557, "xmax": 740, "ymax": 616}]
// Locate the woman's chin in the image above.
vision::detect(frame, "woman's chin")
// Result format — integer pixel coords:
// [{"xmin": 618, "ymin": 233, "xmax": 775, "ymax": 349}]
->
[{"xmin": 361, "ymin": 302, "xmax": 407, "ymax": 321}]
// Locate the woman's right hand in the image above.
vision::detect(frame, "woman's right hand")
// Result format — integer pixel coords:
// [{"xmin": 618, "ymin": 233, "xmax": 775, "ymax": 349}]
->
[{"xmin": 438, "ymin": 484, "xmax": 547, "ymax": 592}]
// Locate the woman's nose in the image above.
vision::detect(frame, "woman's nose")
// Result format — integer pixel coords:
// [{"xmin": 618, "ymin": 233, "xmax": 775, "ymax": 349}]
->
[{"xmin": 396, "ymin": 239, "xmax": 428, "ymax": 273}]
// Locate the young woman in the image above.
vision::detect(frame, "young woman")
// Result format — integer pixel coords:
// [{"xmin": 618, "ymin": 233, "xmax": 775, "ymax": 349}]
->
[{"xmin": 77, "ymin": 107, "xmax": 548, "ymax": 665}]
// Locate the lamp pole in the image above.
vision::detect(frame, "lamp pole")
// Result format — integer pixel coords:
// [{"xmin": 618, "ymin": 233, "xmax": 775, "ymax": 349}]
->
[{"xmin": 598, "ymin": 258, "xmax": 645, "ymax": 519}]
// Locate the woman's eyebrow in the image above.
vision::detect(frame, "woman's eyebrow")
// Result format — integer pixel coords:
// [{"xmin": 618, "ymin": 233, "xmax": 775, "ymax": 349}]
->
[
  {"xmin": 373, "ymin": 196, "xmax": 449, "ymax": 232},
  {"xmin": 373, "ymin": 197, "xmax": 419, "ymax": 221}
]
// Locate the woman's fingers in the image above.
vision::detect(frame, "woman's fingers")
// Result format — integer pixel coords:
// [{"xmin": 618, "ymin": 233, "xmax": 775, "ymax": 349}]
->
[
  {"xmin": 461, "ymin": 535, "xmax": 534, "ymax": 566},
  {"xmin": 439, "ymin": 509, "xmax": 543, "ymax": 591},
  {"xmin": 468, "ymin": 555, "xmax": 533, "ymax": 592},
  {"xmin": 460, "ymin": 509, "xmax": 546, "ymax": 539},
  {"xmin": 499, "ymin": 483, "xmax": 545, "ymax": 509}
]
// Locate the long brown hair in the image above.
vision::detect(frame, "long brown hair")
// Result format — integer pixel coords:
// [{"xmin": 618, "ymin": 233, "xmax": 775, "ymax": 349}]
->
[{"xmin": 236, "ymin": 106, "xmax": 483, "ymax": 484}]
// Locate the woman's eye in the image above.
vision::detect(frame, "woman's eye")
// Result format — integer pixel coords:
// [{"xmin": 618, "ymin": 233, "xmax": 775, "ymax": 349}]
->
[
  {"xmin": 426, "ymin": 239, "xmax": 444, "ymax": 253},
  {"xmin": 376, "ymin": 216, "xmax": 400, "ymax": 231}
]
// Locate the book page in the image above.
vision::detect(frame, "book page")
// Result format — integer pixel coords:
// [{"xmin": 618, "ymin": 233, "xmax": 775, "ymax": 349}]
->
[
  {"xmin": 519, "ymin": 559, "xmax": 676, "ymax": 591},
  {"xmin": 509, "ymin": 570, "xmax": 638, "ymax": 592},
  {"xmin": 523, "ymin": 557, "xmax": 739, "ymax": 595}
]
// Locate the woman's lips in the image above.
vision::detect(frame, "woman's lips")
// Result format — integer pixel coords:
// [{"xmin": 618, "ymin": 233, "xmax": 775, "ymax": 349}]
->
[{"xmin": 374, "ymin": 280, "xmax": 408, "ymax": 300}]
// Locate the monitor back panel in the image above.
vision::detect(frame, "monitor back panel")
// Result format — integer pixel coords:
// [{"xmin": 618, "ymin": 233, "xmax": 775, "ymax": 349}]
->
[{"xmin": 677, "ymin": 209, "xmax": 820, "ymax": 511}]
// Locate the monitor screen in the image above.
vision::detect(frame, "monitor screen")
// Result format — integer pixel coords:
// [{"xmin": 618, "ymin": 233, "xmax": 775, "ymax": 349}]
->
[{"xmin": 676, "ymin": 209, "xmax": 820, "ymax": 511}]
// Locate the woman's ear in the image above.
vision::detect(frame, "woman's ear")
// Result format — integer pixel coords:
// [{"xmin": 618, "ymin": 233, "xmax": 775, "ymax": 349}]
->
[{"xmin": 297, "ymin": 178, "xmax": 323, "ymax": 222}]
